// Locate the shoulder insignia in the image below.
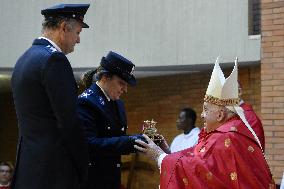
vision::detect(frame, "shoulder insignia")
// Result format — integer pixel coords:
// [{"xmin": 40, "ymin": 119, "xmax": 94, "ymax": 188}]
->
[
  {"xmin": 46, "ymin": 45, "xmax": 57, "ymax": 53},
  {"xmin": 98, "ymin": 96, "xmax": 105, "ymax": 106},
  {"xmin": 79, "ymin": 89, "xmax": 94, "ymax": 98}
]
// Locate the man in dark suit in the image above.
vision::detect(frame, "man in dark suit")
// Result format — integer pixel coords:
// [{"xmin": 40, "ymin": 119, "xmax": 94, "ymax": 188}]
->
[
  {"xmin": 11, "ymin": 4, "xmax": 90, "ymax": 189},
  {"xmin": 78, "ymin": 51, "xmax": 146, "ymax": 189}
]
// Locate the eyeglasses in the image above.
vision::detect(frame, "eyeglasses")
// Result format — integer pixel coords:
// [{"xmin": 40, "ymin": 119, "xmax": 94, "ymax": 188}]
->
[{"xmin": 0, "ymin": 169, "xmax": 11, "ymax": 174}]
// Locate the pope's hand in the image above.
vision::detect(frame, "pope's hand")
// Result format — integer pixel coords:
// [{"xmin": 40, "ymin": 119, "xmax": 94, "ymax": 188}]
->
[{"xmin": 134, "ymin": 134, "xmax": 165, "ymax": 161}]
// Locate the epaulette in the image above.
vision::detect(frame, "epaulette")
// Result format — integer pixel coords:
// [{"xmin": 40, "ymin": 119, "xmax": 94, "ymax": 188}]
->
[
  {"xmin": 44, "ymin": 45, "xmax": 58, "ymax": 53},
  {"xmin": 79, "ymin": 89, "xmax": 94, "ymax": 99}
]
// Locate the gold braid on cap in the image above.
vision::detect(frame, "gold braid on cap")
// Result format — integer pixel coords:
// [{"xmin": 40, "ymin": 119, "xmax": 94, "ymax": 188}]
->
[{"xmin": 204, "ymin": 95, "xmax": 240, "ymax": 106}]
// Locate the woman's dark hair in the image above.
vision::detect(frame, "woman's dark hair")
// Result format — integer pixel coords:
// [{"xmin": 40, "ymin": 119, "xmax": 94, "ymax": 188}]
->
[
  {"xmin": 80, "ymin": 66, "xmax": 113, "ymax": 89},
  {"xmin": 80, "ymin": 69, "xmax": 96, "ymax": 89}
]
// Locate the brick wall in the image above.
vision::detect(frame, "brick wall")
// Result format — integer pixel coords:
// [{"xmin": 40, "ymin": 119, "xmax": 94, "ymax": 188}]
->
[
  {"xmin": 121, "ymin": 65, "xmax": 261, "ymax": 188},
  {"xmin": 261, "ymin": 0, "xmax": 284, "ymax": 183}
]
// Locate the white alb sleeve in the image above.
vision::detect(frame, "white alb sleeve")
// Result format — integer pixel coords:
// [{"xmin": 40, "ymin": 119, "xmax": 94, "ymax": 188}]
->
[{"xmin": 157, "ymin": 153, "xmax": 167, "ymax": 171}]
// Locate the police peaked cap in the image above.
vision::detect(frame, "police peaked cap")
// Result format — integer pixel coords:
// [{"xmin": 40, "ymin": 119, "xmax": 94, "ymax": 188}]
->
[
  {"xmin": 100, "ymin": 51, "xmax": 137, "ymax": 86},
  {"xmin": 41, "ymin": 4, "xmax": 90, "ymax": 28}
]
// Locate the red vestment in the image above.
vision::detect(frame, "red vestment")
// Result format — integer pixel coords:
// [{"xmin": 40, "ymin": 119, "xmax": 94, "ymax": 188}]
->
[
  {"xmin": 240, "ymin": 103, "xmax": 265, "ymax": 151},
  {"xmin": 160, "ymin": 117, "xmax": 275, "ymax": 189}
]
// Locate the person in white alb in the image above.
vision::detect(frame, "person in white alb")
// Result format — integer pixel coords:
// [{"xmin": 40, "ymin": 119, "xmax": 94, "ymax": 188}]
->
[
  {"xmin": 170, "ymin": 107, "xmax": 200, "ymax": 153},
  {"xmin": 280, "ymin": 172, "xmax": 284, "ymax": 189}
]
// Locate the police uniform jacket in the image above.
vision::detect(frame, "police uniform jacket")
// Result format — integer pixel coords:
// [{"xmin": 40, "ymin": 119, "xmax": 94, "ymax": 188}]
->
[
  {"xmin": 78, "ymin": 83, "xmax": 136, "ymax": 189},
  {"xmin": 11, "ymin": 38, "xmax": 89, "ymax": 189}
]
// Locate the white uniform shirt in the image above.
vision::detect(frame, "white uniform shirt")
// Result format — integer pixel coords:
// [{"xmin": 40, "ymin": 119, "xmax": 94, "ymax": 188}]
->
[{"xmin": 170, "ymin": 127, "xmax": 200, "ymax": 153}]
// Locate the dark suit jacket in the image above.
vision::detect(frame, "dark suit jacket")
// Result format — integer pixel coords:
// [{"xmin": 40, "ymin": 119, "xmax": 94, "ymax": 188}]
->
[
  {"xmin": 11, "ymin": 38, "xmax": 89, "ymax": 189},
  {"xmin": 78, "ymin": 84, "xmax": 136, "ymax": 189}
]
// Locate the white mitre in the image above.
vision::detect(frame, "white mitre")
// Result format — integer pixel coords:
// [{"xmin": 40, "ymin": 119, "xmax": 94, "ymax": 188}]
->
[
  {"xmin": 204, "ymin": 57, "xmax": 240, "ymax": 110},
  {"xmin": 204, "ymin": 57, "xmax": 263, "ymax": 151}
]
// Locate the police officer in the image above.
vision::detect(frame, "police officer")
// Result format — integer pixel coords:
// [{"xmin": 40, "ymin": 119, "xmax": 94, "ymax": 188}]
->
[
  {"xmin": 78, "ymin": 51, "xmax": 146, "ymax": 189},
  {"xmin": 11, "ymin": 4, "xmax": 90, "ymax": 189}
]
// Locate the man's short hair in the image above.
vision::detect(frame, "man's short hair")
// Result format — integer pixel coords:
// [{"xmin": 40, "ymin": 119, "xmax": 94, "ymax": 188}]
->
[
  {"xmin": 181, "ymin": 107, "xmax": 197, "ymax": 125},
  {"xmin": 42, "ymin": 17, "xmax": 76, "ymax": 31}
]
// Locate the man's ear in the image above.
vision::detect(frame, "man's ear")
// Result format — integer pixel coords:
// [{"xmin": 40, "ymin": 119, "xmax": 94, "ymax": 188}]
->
[
  {"xmin": 217, "ymin": 109, "xmax": 226, "ymax": 122},
  {"xmin": 59, "ymin": 21, "xmax": 67, "ymax": 32}
]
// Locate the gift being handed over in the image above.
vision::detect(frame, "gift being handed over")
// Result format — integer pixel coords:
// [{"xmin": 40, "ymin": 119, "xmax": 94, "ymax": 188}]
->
[{"xmin": 141, "ymin": 119, "xmax": 170, "ymax": 154}]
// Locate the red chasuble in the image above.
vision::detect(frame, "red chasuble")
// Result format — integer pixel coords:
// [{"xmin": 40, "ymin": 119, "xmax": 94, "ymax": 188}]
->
[
  {"xmin": 160, "ymin": 117, "xmax": 275, "ymax": 189},
  {"xmin": 241, "ymin": 103, "xmax": 265, "ymax": 151}
]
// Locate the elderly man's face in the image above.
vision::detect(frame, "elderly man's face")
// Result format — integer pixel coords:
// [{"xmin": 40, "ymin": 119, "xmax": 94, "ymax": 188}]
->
[
  {"xmin": 201, "ymin": 102, "xmax": 222, "ymax": 132},
  {"xmin": 60, "ymin": 20, "xmax": 83, "ymax": 54},
  {"xmin": 103, "ymin": 75, "xmax": 128, "ymax": 100},
  {"xmin": 0, "ymin": 165, "xmax": 12, "ymax": 185}
]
